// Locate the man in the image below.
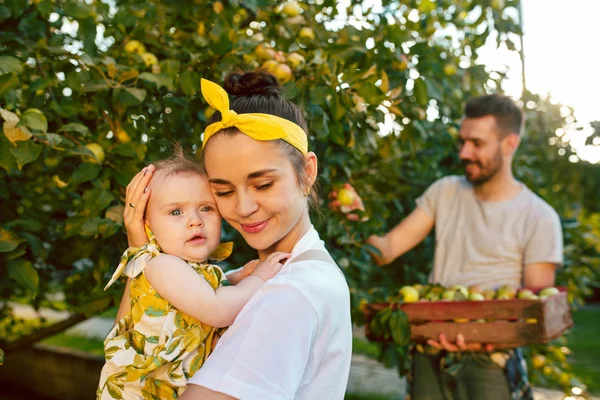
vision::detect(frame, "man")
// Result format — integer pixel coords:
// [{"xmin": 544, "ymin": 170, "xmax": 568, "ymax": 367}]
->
[{"xmin": 367, "ymin": 94, "xmax": 563, "ymax": 400}]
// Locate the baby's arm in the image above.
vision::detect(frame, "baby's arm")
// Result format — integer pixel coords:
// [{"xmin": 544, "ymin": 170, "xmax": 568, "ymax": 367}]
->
[{"xmin": 144, "ymin": 253, "xmax": 288, "ymax": 328}]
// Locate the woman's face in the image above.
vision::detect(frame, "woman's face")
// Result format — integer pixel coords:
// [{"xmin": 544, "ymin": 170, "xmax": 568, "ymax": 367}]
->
[{"xmin": 203, "ymin": 133, "xmax": 316, "ymax": 258}]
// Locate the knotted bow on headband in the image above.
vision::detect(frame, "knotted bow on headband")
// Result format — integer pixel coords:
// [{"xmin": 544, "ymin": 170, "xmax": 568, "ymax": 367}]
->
[{"xmin": 200, "ymin": 78, "xmax": 308, "ymax": 155}]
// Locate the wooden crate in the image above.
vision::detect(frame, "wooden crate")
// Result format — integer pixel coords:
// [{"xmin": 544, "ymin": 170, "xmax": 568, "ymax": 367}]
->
[{"xmin": 364, "ymin": 291, "xmax": 573, "ymax": 348}]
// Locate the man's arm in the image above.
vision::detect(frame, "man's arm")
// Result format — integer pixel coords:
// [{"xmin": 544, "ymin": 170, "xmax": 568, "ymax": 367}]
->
[
  {"xmin": 523, "ymin": 262, "xmax": 557, "ymax": 288},
  {"xmin": 367, "ymin": 207, "xmax": 435, "ymax": 265}
]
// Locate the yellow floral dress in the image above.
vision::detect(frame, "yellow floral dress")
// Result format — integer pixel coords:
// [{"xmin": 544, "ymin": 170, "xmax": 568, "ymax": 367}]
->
[{"xmin": 97, "ymin": 228, "xmax": 233, "ymax": 400}]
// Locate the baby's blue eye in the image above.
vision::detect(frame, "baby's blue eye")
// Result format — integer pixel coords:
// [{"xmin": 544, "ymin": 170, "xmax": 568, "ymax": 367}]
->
[
  {"xmin": 200, "ymin": 206, "xmax": 211, "ymax": 212},
  {"xmin": 170, "ymin": 209, "xmax": 182, "ymax": 216}
]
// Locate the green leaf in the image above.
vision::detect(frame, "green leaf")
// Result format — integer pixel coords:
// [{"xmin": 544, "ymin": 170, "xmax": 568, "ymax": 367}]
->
[
  {"xmin": 7, "ymin": 258, "xmax": 39, "ymax": 293},
  {"xmin": 0, "ymin": 56, "xmax": 22, "ymax": 74},
  {"xmin": 5, "ymin": 243, "xmax": 27, "ymax": 260},
  {"xmin": 0, "ymin": 228, "xmax": 24, "ymax": 252},
  {"xmin": 18, "ymin": 108, "xmax": 48, "ymax": 133},
  {"xmin": 179, "ymin": 71, "xmax": 199, "ymax": 96},
  {"xmin": 413, "ymin": 78, "xmax": 429, "ymax": 107},
  {"xmin": 139, "ymin": 72, "xmax": 173, "ymax": 89},
  {"xmin": 0, "ymin": 132, "xmax": 17, "ymax": 172},
  {"xmin": 389, "ymin": 309, "xmax": 411, "ymax": 346},
  {"xmin": 62, "ymin": 1, "xmax": 93, "ymax": 19},
  {"xmin": 59, "ymin": 122, "xmax": 90, "ymax": 137},
  {"xmin": 0, "ymin": 348, "xmax": 4, "ymax": 365},
  {"xmin": 10, "ymin": 140, "xmax": 43, "ymax": 170},
  {"xmin": 64, "ymin": 216, "xmax": 87, "ymax": 238},
  {"xmin": 72, "ymin": 163, "xmax": 102, "ymax": 185},
  {"xmin": 159, "ymin": 59, "xmax": 181, "ymax": 77},
  {"xmin": 115, "ymin": 88, "xmax": 147, "ymax": 107},
  {"xmin": 82, "ymin": 188, "xmax": 115, "ymax": 218},
  {"xmin": 0, "ymin": 73, "xmax": 19, "ymax": 96}
]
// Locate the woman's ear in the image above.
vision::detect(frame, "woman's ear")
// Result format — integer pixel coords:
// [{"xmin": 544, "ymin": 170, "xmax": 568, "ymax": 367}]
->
[{"xmin": 304, "ymin": 151, "xmax": 318, "ymax": 189}]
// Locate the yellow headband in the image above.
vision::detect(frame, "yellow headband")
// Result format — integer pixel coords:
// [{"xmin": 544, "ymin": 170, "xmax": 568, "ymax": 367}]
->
[{"xmin": 200, "ymin": 78, "xmax": 308, "ymax": 155}]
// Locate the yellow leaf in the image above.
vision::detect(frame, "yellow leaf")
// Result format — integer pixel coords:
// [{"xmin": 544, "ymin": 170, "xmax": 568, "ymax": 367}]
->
[
  {"xmin": 361, "ymin": 65, "xmax": 377, "ymax": 80},
  {"xmin": 1, "ymin": 108, "xmax": 32, "ymax": 144},
  {"xmin": 388, "ymin": 106, "xmax": 404, "ymax": 117},
  {"xmin": 389, "ymin": 86, "xmax": 403, "ymax": 99},
  {"xmin": 379, "ymin": 70, "xmax": 389, "ymax": 93},
  {"xmin": 118, "ymin": 69, "xmax": 139, "ymax": 83}
]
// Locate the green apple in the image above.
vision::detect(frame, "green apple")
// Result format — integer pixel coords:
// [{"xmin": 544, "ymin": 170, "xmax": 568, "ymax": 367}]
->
[
  {"xmin": 441, "ymin": 290, "xmax": 455, "ymax": 301},
  {"xmin": 538, "ymin": 287, "xmax": 560, "ymax": 299},
  {"xmin": 497, "ymin": 285, "xmax": 517, "ymax": 299},
  {"xmin": 282, "ymin": 1, "xmax": 302, "ymax": 17},
  {"xmin": 451, "ymin": 285, "xmax": 469, "ymax": 300},
  {"xmin": 469, "ymin": 292, "xmax": 485, "ymax": 301},
  {"xmin": 413, "ymin": 284, "xmax": 425, "ymax": 295},
  {"xmin": 84, "ymin": 143, "xmax": 105, "ymax": 164},
  {"xmin": 286, "ymin": 52, "xmax": 306, "ymax": 69},
  {"xmin": 517, "ymin": 289, "xmax": 539, "ymax": 300},
  {"xmin": 399, "ymin": 285, "xmax": 420, "ymax": 303}
]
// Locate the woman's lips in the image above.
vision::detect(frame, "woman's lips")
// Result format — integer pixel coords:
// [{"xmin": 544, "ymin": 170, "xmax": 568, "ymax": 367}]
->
[{"xmin": 241, "ymin": 219, "xmax": 269, "ymax": 234}]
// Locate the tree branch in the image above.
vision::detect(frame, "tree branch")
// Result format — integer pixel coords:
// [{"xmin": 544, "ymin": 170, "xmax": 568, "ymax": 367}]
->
[{"xmin": 1, "ymin": 313, "xmax": 88, "ymax": 353}]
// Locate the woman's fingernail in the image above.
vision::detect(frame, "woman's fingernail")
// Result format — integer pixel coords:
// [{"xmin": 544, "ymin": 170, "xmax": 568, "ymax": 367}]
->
[
  {"xmin": 144, "ymin": 187, "xmax": 149, "ymax": 193},
  {"xmin": 143, "ymin": 169, "xmax": 149, "ymax": 176}
]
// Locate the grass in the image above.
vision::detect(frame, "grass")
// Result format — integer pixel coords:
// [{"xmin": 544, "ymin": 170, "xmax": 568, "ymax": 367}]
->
[
  {"xmin": 41, "ymin": 333, "xmax": 104, "ymax": 357},
  {"xmin": 353, "ymin": 336, "xmax": 381, "ymax": 359},
  {"xmin": 568, "ymin": 306, "xmax": 600, "ymax": 394}
]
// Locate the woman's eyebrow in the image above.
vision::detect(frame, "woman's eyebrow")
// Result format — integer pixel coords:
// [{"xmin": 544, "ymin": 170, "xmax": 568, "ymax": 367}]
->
[
  {"xmin": 248, "ymin": 169, "xmax": 278, "ymax": 179},
  {"xmin": 208, "ymin": 178, "xmax": 231, "ymax": 184},
  {"xmin": 209, "ymin": 169, "xmax": 279, "ymax": 184}
]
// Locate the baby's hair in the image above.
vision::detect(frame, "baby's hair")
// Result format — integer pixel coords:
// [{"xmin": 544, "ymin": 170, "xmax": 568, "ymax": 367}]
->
[{"xmin": 153, "ymin": 143, "xmax": 206, "ymax": 178}]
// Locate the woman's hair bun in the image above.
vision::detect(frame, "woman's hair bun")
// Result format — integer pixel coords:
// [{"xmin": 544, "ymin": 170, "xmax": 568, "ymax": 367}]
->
[{"xmin": 224, "ymin": 70, "xmax": 283, "ymax": 97}]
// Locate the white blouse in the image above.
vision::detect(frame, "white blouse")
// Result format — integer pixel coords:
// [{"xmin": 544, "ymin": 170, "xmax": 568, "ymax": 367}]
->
[{"xmin": 188, "ymin": 226, "xmax": 352, "ymax": 399}]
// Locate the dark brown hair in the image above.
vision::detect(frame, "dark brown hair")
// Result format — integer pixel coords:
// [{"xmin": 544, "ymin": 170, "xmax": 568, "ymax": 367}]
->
[
  {"xmin": 464, "ymin": 94, "xmax": 524, "ymax": 136},
  {"xmin": 204, "ymin": 70, "xmax": 318, "ymax": 207}
]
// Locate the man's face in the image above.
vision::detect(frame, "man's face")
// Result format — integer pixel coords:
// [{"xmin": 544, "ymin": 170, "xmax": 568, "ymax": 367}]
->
[{"xmin": 458, "ymin": 115, "xmax": 505, "ymax": 185}]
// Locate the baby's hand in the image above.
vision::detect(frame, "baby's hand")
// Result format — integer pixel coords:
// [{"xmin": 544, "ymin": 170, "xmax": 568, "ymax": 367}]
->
[
  {"xmin": 241, "ymin": 259, "xmax": 260, "ymax": 277},
  {"xmin": 252, "ymin": 252, "xmax": 290, "ymax": 282}
]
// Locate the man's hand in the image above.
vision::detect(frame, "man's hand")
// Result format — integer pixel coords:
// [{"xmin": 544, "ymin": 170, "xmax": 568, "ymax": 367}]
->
[
  {"xmin": 427, "ymin": 333, "xmax": 494, "ymax": 352},
  {"xmin": 366, "ymin": 235, "xmax": 389, "ymax": 266},
  {"xmin": 328, "ymin": 183, "xmax": 367, "ymax": 221}
]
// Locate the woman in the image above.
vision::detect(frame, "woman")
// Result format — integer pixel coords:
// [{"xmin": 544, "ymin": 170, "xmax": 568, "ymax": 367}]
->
[{"xmin": 122, "ymin": 70, "xmax": 352, "ymax": 399}]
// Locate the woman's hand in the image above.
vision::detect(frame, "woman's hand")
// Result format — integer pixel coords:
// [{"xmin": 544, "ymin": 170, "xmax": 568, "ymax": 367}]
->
[
  {"xmin": 123, "ymin": 165, "xmax": 155, "ymax": 247},
  {"xmin": 427, "ymin": 333, "xmax": 494, "ymax": 353}
]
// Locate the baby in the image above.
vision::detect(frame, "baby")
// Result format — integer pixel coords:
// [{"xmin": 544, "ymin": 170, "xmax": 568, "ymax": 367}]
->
[{"xmin": 97, "ymin": 148, "xmax": 287, "ymax": 400}]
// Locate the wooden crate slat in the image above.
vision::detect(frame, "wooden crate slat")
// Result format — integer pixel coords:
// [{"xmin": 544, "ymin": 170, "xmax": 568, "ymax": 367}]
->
[
  {"xmin": 411, "ymin": 321, "xmax": 543, "ymax": 345},
  {"xmin": 364, "ymin": 292, "xmax": 572, "ymax": 346},
  {"xmin": 402, "ymin": 299, "xmax": 542, "ymax": 321},
  {"xmin": 541, "ymin": 292, "xmax": 573, "ymax": 342}
]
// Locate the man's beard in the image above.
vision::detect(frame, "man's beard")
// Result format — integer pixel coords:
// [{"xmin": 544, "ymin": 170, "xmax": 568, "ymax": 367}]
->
[{"xmin": 463, "ymin": 150, "xmax": 503, "ymax": 186}]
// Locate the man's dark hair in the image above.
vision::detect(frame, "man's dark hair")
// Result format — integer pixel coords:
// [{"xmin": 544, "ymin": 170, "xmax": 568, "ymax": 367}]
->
[{"xmin": 464, "ymin": 94, "xmax": 524, "ymax": 136}]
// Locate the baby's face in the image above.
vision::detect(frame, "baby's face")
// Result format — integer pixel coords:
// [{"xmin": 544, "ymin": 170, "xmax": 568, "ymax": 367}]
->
[{"xmin": 145, "ymin": 172, "xmax": 222, "ymax": 262}]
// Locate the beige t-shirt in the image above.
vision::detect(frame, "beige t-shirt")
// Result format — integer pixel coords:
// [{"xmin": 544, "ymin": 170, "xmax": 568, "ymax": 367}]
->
[{"xmin": 416, "ymin": 176, "xmax": 563, "ymax": 290}]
